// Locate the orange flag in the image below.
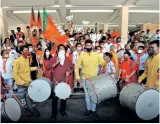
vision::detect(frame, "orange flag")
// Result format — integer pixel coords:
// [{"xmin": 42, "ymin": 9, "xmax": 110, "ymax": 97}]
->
[
  {"xmin": 43, "ymin": 8, "xmax": 69, "ymax": 45},
  {"xmin": 30, "ymin": 7, "xmax": 37, "ymax": 28},
  {"xmin": 37, "ymin": 10, "xmax": 42, "ymax": 29}
]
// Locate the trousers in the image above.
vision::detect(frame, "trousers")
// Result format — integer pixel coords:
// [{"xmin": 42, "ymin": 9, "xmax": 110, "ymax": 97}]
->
[
  {"xmin": 17, "ymin": 86, "xmax": 36, "ymax": 112},
  {"xmin": 52, "ymin": 91, "xmax": 66, "ymax": 116},
  {"xmin": 82, "ymin": 80, "xmax": 96, "ymax": 112}
]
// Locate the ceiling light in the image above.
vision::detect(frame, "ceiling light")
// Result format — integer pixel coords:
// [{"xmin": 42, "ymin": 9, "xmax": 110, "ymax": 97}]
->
[
  {"xmin": 129, "ymin": 10, "xmax": 159, "ymax": 13},
  {"xmin": 65, "ymin": 4, "xmax": 73, "ymax": 7},
  {"xmin": 70, "ymin": 10, "xmax": 113, "ymax": 12},
  {"xmin": 115, "ymin": 5, "xmax": 122, "ymax": 7},
  {"xmin": 109, "ymin": 24, "xmax": 137, "ymax": 27},
  {"xmin": 2, "ymin": 7, "xmax": 9, "ymax": 8},
  {"xmin": 13, "ymin": 10, "xmax": 56, "ymax": 13}
]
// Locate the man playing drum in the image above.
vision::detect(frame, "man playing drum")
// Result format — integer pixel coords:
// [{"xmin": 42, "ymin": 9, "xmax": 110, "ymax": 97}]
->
[
  {"xmin": 13, "ymin": 45, "xmax": 40, "ymax": 117},
  {"xmin": 75, "ymin": 40, "xmax": 106, "ymax": 119},
  {"xmin": 47, "ymin": 44, "xmax": 73, "ymax": 121}
]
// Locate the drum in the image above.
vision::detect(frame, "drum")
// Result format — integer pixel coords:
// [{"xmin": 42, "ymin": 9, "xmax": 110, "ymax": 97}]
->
[
  {"xmin": 119, "ymin": 83, "xmax": 159, "ymax": 120},
  {"xmin": 1, "ymin": 98, "xmax": 21, "ymax": 121},
  {"xmin": 28, "ymin": 77, "xmax": 52, "ymax": 102},
  {"xmin": 54, "ymin": 82, "xmax": 71, "ymax": 100},
  {"xmin": 85, "ymin": 74, "xmax": 117, "ymax": 104}
]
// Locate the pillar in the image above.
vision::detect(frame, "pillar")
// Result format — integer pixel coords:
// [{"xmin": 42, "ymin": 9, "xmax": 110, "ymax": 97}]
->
[
  {"xmin": 119, "ymin": 6, "xmax": 129, "ymax": 47},
  {"xmin": 0, "ymin": 4, "xmax": 9, "ymax": 43},
  {"xmin": 103, "ymin": 23, "xmax": 108, "ymax": 33}
]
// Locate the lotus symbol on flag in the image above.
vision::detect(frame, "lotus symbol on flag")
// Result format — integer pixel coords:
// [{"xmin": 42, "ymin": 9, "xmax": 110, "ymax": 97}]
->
[{"xmin": 82, "ymin": 20, "xmax": 90, "ymax": 26}]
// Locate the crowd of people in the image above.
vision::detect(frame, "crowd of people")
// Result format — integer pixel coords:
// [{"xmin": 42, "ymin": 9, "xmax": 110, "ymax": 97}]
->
[{"xmin": 0, "ymin": 26, "xmax": 159, "ymax": 121}]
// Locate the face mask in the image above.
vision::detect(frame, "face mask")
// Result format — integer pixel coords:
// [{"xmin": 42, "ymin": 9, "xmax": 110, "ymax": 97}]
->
[
  {"xmin": 58, "ymin": 52, "xmax": 65, "ymax": 65},
  {"xmin": 114, "ymin": 38, "xmax": 116, "ymax": 41},
  {"xmin": 95, "ymin": 43, "xmax": 99, "ymax": 46},
  {"xmin": 86, "ymin": 48, "xmax": 92, "ymax": 52},
  {"xmin": 38, "ymin": 48, "xmax": 42, "ymax": 50},
  {"xmin": 97, "ymin": 50, "xmax": 101, "ymax": 53},
  {"xmin": 77, "ymin": 47, "xmax": 82, "ymax": 51},
  {"xmin": 19, "ymin": 38, "xmax": 23, "ymax": 41},
  {"xmin": 18, "ymin": 29, "xmax": 20, "ymax": 32},
  {"xmin": 148, "ymin": 49, "xmax": 154, "ymax": 56},
  {"xmin": 29, "ymin": 48, "xmax": 33, "ymax": 52},
  {"xmin": 59, "ymin": 50, "xmax": 65, "ymax": 55},
  {"xmin": 23, "ymin": 52, "xmax": 30, "ymax": 57},
  {"xmin": 33, "ymin": 34, "xmax": 37, "ymax": 36},
  {"xmin": 137, "ymin": 49, "xmax": 143, "ymax": 54},
  {"xmin": 46, "ymin": 51, "xmax": 50, "ymax": 56}
]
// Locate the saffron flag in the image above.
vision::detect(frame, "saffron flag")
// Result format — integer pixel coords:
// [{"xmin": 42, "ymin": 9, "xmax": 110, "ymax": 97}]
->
[
  {"xmin": 37, "ymin": 9, "xmax": 42, "ymax": 29},
  {"xmin": 43, "ymin": 8, "xmax": 69, "ymax": 45},
  {"xmin": 30, "ymin": 7, "xmax": 37, "ymax": 28}
]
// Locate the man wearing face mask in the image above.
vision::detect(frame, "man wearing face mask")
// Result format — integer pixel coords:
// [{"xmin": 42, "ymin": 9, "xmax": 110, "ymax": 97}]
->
[
  {"xmin": 0, "ymin": 50, "xmax": 14, "ymax": 98},
  {"xmin": 16, "ymin": 27, "xmax": 25, "ymax": 40},
  {"xmin": 75, "ymin": 40, "xmax": 106, "ymax": 119},
  {"xmin": 73, "ymin": 43, "xmax": 84, "ymax": 92},
  {"xmin": 25, "ymin": 26, "xmax": 31, "ymax": 44},
  {"xmin": 35, "ymin": 43, "xmax": 44, "ymax": 66},
  {"xmin": 28, "ymin": 44, "xmax": 39, "ymax": 80},
  {"xmin": 13, "ymin": 45, "xmax": 39, "ymax": 117},
  {"xmin": 138, "ymin": 40, "xmax": 160, "ymax": 89},
  {"xmin": 47, "ymin": 44, "xmax": 73, "ymax": 121},
  {"xmin": 132, "ymin": 46, "xmax": 148, "ymax": 83}
]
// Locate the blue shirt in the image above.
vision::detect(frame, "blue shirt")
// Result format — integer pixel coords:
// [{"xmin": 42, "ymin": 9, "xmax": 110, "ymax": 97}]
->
[
  {"xmin": 132, "ymin": 53, "xmax": 148, "ymax": 70},
  {"xmin": 153, "ymin": 34, "xmax": 159, "ymax": 40}
]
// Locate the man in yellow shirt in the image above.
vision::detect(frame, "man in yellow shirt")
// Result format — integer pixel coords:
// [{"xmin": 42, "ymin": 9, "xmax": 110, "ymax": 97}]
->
[
  {"xmin": 13, "ymin": 45, "xmax": 39, "ymax": 117},
  {"xmin": 138, "ymin": 40, "xmax": 160, "ymax": 90},
  {"xmin": 75, "ymin": 40, "xmax": 106, "ymax": 119}
]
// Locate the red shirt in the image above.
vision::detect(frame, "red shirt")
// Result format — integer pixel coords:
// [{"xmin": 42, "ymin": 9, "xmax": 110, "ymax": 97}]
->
[
  {"xmin": 120, "ymin": 59, "xmax": 137, "ymax": 80},
  {"xmin": 47, "ymin": 56, "xmax": 73, "ymax": 84}
]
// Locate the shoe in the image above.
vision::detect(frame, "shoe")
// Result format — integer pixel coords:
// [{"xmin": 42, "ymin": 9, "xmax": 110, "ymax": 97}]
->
[
  {"xmin": 80, "ymin": 88, "xmax": 84, "ymax": 92},
  {"xmin": 34, "ymin": 110, "xmax": 40, "ymax": 117},
  {"xmin": 91, "ymin": 111, "xmax": 99, "ymax": 120},
  {"xmin": 84, "ymin": 110, "xmax": 91, "ymax": 117},
  {"xmin": 51, "ymin": 115, "xmax": 57, "ymax": 121},
  {"xmin": 60, "ymin": 111, "xmax": 68, "ymax": 118}
]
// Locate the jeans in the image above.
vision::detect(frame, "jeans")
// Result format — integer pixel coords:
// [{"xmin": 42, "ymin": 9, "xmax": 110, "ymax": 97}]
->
[
  {"xmin": 82, "ymin": 80, "xmax": 96, "ymax": 112},
  {"xmin": 52, "ymin": 91, "xmax": 66, "ymax": 116},
  {"xmin": 17, "ymin": 86, "xmax": 36, "ymax": 113},
  {"xmin": 4, "ymin": 78, "xmax": 13, "ymax": 98}
]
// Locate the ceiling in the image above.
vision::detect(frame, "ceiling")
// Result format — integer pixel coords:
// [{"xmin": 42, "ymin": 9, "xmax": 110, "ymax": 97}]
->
[{"xmin": 1, "ymin": 0, "xmax": 159, "ymax": 31}]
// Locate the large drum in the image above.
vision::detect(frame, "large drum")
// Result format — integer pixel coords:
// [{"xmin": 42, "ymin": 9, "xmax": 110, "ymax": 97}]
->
[
  {"xmin": 54, "ymin": 82, "xmax": 72, "ymax": 100},
  {"xmin": 85, "ymin": 74, "xmax": 117, "ymax": 104},
  {"xmin": 28, "ymin": 77, "xmax": 52, "ymax": 102},
  {"xmin": 119, "ymin": 83, "xmax": 159, "ymax": 120},
  {"xmin": 1, "ymin": 98, "xmax": 21, "ymax": 122}
]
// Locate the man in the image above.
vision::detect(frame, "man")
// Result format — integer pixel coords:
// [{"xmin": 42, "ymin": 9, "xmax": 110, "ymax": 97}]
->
[
  {"xmin": 30, "ymin": 30, "xmax": 39, "ymax": 49},
  {"xmin": 35, "ymin": 43, "xmax": 44, "ymax": 66},
  {"xmin": 75, "ymin": 40, "xmax": 106, "ymax": 119},
  {"xmin": 116, "ymin": 37, "xmax": 121, "ymax": 51},
  {"xmin": 73, "ymin": 43, "xmax": 84, "ymax": 92},
  {"xmin": 99, "ymin": 40, "xmax": 105, "ymax": 53},
  {"xmin": 111, "ymin": 28, "xmax": 120, "ymax": 38},
  {"xmin": 28, "ymin": 44, "xmax": 39, "ymax": 80},
  {"xmin": 16, "ymin": 41, "xmax": 23, "ymax": 55},
  {"xmin": 110, "ymin": 45, "xmax": 119, "ymax": 79},
  {"xmin": 145, "ymin": 29, "xmax": 151, "ymax": 41},
  {"xmin": 10, "ymin": 30, "xmax": 16, "ymax": 43},
  {"xmin": 153, "ymin": 29, "xmax": 160, "ymax": 40},
  {"xmin": 132, "ymin": 46, "xmax": 148, "ymax": 82},
  {"xmin": 47, "ymin": 44, "xmax": 73, "ymax": 121},
  {"xmin": 95, "ymin": 46, "xmax": 103, "ymax": 58},
  {"xmin": 13, "ymin": 45, "xmax": 39, "ymax": 117},
  {"xmin": 25, "ymin": 26, "xmax": 31, "ymax": 44},
  {"xmin": 125, "ymin": 44, "xmax": 136, "ymax": 59},
  {"xmin": 138, "ymin": 40, "xmax": 160, "ymax": 89},
  {"xmin": 104, "ymin": 37, "xmax": 113, "ymax": 52},
  {"xmin": 16, "ymin": 27, "xmax": 25, "ymax": 40},
  {"xmin": 0, "ymin": 50, "xmax": 14, "ymax": 98}
]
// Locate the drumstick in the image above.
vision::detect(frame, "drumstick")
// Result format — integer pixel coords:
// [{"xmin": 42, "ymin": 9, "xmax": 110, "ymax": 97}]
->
[{"xmin": 10, "ymin": 91, "xmax": 23, "ymax": 107}]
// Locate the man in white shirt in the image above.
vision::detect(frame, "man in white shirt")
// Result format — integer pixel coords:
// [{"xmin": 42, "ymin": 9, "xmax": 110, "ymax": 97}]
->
[
  {"xmin": 0, "ymin": 50, "xmax": 14, "ymax": 97},
  {"xmin": 72, "ymin": 43, "xmax": 84, "ymax": 92},
  {"xmin": 104, "ymin": 37, "xmax": 113, "ymax": 52}
]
